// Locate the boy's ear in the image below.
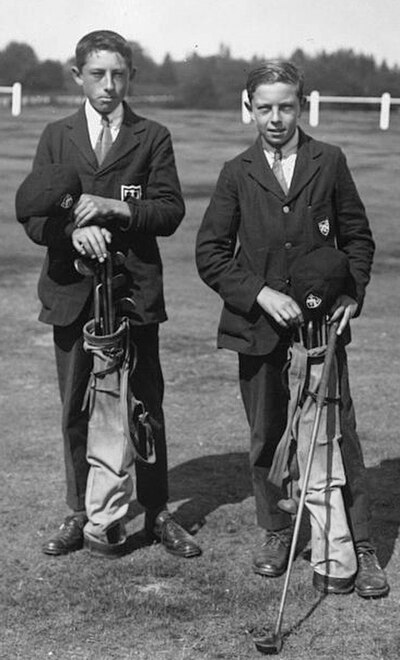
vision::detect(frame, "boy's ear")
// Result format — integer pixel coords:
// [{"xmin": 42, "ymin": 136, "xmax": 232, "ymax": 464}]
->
[
  {"xmin": 244, "ymin": 100, "xmax": 252, "ymax": 113},
  {"xmin": 130, "ymin": 66, "xmax": 137, "ymax": 81},
  {"xmin": 71, "ymin": 66, "xmax": 83, "ymax": 86},
  {"xmin": 299, "ymin": 95, "xmax": 307, "ymax": 110}
]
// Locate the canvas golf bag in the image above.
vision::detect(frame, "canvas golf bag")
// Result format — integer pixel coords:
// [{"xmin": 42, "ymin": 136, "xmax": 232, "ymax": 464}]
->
[
  {"xmin": 79, "ymin": 254, "xmax": 156, "ymax": 541},
  {"xmin": 269, "ymin": 319, "xmax": 357, "ymax": 581}
]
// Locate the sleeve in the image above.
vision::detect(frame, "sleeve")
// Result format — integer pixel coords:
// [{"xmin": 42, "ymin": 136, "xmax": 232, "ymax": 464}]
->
[
  {"xmin": 17, "ymin": 124, "xmax": 75, "ymax": 251},
  {"xmin": 334, "ymin": 150, "xmax": 375, "ymax": 315},
  {"xmin": 195, "ymin": 163, "xmax": 266, "ymax": 315},
  {"xmin": 122, "ymin": 126, "xmax": 185, "ymax": 237}
]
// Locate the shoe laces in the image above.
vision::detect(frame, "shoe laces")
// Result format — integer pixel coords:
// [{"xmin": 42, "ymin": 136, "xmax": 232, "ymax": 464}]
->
[
  {"xmin": 264, "ymin": 529, "xmax": 291, "ymax": 549},
  {"xmin": 357, "ymin": 547, "xmax": 380, "ymax": 569},
  {"xmin": 59, "ymin": 515, "xmax": 84, "ymax": 533},
  {"xmin": 160, "ymin": 515, "xmax": 185, "ymax": 542}
]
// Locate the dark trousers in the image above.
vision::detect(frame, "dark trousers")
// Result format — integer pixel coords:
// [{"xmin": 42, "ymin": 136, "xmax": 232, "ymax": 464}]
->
[
  {"xmin": 53, "ymin": 307, "xmax": 168, "ymax": 513},
  {"xmin": 238, "ymin": 341, "xmax": 371, "ymax": 544}
]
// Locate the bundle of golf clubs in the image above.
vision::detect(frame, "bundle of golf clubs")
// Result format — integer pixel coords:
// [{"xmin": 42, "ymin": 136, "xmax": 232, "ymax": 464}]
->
[
  {"xmin": 254, "ymin": 319, "xmax": 339, "ymax": 655},
  {"xmin": 74, "ymin": 250, "xmax": 136, "ymax": 334},
  {"xmin": 75, "ymin": 250, "xmax": 155, "ymax": 465}
]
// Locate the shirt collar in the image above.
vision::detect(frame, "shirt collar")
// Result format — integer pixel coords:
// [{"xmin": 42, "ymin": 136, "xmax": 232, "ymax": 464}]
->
[
  {"xmin": 84, "ymin": 99, "xmax": 124, "ymax": 128},
  {"xmin": 263, "ymin": 128, "xmax": 299, "ymax": 158}
]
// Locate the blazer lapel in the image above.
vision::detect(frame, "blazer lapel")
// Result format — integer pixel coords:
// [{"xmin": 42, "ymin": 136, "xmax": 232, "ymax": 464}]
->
[
  {"xmin": 244, "ymin": 137, "xmax": 286, "ymax": 200},
  {"xmin": 66, "ymin": 103, "xmax": 145, "ymax": 172},
  {"xmin": 98, "ymin": 103, "xmax": 144, "ymax": 173},
  {"xmin": 286, "ymin": 129, "xmax": 322, "ymax": 202},
  {"xmin": 66, "ymin": 106, "xmax": 98, "ymax": 169}
]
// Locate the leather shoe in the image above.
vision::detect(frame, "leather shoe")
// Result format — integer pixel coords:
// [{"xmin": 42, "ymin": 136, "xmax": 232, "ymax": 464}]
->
[
  {"xmin": 42, "ymin": 514, "xmax": 87, "ymax": 556},
  {"xmin": 313, "ymin": 571, "xmax": 354, "ymax": 594},
  {"xmin": 147, "ymin": 510, "xmax": 202, "ymax": 558},
  {"xmin": 355, "ymin": 547, "xmax": 390, "ymax": 598},
  {"xmin": 253, "ymin": 527, "xmax": 292, "ymax": 577},
  {"xmin": 84, "ymin": 522, "xmax": 127, "ymax": 558}
]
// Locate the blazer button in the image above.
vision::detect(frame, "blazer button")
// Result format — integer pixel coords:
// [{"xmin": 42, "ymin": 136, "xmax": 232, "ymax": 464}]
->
[
  {"xmin": 284, "ymin": 242, "xmax": 292, "ymax": 249},
  {"xmin": 282, "ymin": 205, "xmax": 290, "ymax": 214}
]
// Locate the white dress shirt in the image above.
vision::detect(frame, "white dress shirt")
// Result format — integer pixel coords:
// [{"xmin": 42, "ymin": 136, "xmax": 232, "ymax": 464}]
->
[
  {"xmin": 263, "ymin": 128, "xmax": 299, "ymax": 189},
  {"xmin": 84, "ymin": 99, "xmax": 123, "ymax": 150}
]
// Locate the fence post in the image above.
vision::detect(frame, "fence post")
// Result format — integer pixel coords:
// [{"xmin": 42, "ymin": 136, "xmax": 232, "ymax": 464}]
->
[
  {"xmin": 309, "ymin": 90, "xmax": 320, "ymax": 127},
  {"xmin": 380, "ymin": 92, "xmax": 391, "ymax": 130},
  {"xmin": 11, "ymin": 82, "xmax": 22, "ymax": 116}
]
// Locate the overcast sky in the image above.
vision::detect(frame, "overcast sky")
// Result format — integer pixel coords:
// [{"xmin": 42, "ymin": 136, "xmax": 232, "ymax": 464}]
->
[{"xmin": 1, "ymin": 0, "xmax": 399, "ymax": 66}]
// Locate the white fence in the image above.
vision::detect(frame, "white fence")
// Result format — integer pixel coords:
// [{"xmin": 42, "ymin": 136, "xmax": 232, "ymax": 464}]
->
[
  {"xmin": 241, "ymin": 89, "xmax": 400, "ymax": 130},
  {"xmin": 0, "ymin": 82, "xmax": 22, "ymax": 116}
]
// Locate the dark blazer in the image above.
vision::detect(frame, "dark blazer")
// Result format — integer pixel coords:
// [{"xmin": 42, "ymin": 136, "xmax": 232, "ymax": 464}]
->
[
  {"xmin": 196, "ymin": 129, "xmax": 375, "ymax": 355},
  {"xmin": 19, "ymin": 102, "xmax": 185, "ymax": 326}
]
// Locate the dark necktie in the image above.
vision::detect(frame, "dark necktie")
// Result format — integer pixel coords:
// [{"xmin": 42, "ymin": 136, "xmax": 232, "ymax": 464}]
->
[
  {"xmin": 95, "ymin": 114, "xmax": 113, "ymax": 165},
  {"xmin": 272, "ymin": 148, "xmax": 289, "ymax": 194}
]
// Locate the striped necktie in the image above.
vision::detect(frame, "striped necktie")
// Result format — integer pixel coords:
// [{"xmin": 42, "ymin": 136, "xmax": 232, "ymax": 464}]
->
[
  {"xmin": 95, "ymin": 114, "xmax": 113, "ymax": 165},
  {"xmin": 272, "ymin": 148, "xmax": 289, "ymax": 194}
]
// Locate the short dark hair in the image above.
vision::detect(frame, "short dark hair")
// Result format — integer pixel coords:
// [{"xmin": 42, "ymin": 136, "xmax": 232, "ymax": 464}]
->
[
  {"xmin": 246, "ymin": 60, "xmax": 304, "ymax": 103},
  {"xmin": 75, "ymin": 30, "xmax": 133, "ymax": 72}
]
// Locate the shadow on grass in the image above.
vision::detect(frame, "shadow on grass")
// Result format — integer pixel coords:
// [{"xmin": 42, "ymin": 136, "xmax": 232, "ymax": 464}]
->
[
  {"xmin": 127, "ymin": 450, "xmax": 252, "ymax": 530},
  {"xmin": 367, "ymin": 457, "xmax": 400, "ymax": 568},
  {"xmin": 124, "ymin": 452, "xmax": 400, "ymax": 568}
]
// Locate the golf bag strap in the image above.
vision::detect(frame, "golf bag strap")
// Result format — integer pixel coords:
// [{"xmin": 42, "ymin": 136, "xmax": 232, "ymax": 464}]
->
[{"xmin": 120, "ymin": 329, "xmax": 156, "ymax": 465}]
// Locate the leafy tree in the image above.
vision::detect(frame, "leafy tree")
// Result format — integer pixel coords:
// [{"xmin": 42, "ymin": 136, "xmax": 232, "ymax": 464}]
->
[
  {"xmin": 157, "ymin": 53, "xmax": 177, "ymax": 86},
  {"xmin": 128, "ymin": 41, "xmax": 158, "ymax": 84},
  {"xmin": 0, "ymin": 41, "xmax": 38, "ymax": 84},
  {"xmin": 27, "ymin": 60, "xmax": 65, "ymax": 91}
]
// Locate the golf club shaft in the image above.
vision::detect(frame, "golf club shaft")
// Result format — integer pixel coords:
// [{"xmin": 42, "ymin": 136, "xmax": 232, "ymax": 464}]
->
[
  {"xmin": 106, "ymin": 252, "xmax": 114, "ymax": 333},
  {"xmin": 272, "ymin": 321, "xmax": 339, "ymax": 639}
]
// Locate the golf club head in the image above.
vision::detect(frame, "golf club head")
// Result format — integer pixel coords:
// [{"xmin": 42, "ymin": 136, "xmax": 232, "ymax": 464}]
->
[
  {"xmin": 112, "ymin": 273, "xmax": 126, "ymax": 290},
  {"xmin": 113, "ymin": 251, "xmax": 126, "ymax": 267},
  {"xmin": 74, "ymin": 257, "xmax": 96, "ymax": 277},
  {"xmin": 254, "ymin": 633, "xmax": 283, "ymax": 655},
  {"xmin": 115, "ymin": 296, "xmax": 137, "ymax": 319}
]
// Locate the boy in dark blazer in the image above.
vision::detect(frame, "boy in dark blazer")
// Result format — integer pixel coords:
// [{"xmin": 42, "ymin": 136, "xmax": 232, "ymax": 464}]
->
[
  {"xmin": 196, "ymin": 61, "xmax": 388, "ymax": 597},
  {"xmin": 16, "ymin": 30, "xmax": 201, "ymax": 560}
]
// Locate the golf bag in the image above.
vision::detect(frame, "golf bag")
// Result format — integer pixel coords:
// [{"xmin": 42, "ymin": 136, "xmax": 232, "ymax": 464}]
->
[
  {"xmin": 269, "ymin": 325, "xmax": 357, "ymax": 581},
  {"xmin": 82, "ymin": 315, "xmax": 155, "ymax": 539}
]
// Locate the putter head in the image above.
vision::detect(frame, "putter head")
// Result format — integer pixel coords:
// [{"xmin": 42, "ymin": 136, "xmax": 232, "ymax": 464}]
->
[{"xmin": 254, "ymin": 633, "xmax": 283, "ymax": 655}]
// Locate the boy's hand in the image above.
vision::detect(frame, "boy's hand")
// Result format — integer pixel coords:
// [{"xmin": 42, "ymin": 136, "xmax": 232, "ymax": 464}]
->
[
  {"xmin": 72, "ymin": 226, "xmax": 112, "ymax": 262},
  {"xmin": 329, "ymin": 294, "xmax": 358, "ymax": 335},
  {"xmin": 73, "ymin": 194, "xmax": 130, "ymax": 228},
  {"xmin": 257, "ymin": 286, "xmax": 304, "ymax": 328}
]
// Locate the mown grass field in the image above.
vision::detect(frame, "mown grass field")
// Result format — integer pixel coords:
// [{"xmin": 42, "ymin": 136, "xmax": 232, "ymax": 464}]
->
[{"xmin": 1, "ymin": 104, "xmax": 400, "ymax": 660}]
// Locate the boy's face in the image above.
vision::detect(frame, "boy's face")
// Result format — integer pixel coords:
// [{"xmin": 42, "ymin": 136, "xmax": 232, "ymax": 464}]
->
[
  {"xmin": 72, "ymin": 49, "xmax": 132, "ymax": 114},
  {"xmin": 247, "ymin": 82, "xmax": 302, "ymax": 148}
]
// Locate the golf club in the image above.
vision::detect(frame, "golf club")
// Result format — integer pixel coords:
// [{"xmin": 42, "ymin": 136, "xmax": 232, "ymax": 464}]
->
[
  {"xmin": 94, "ymin": 282, "xmax": 102, "ymax": 335},
  {"xmin": 115, "ymin": 296, "xmax": 137, "ymax": 320},
  {"xmin": 254, "ymin": 320, "xmax": 339, "ymax": 655}
]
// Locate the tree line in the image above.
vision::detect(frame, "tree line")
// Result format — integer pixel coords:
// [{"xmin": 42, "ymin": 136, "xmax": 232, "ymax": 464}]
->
[{"xmin": 1, "ymin": 40, "xmax": 399, "ymax": 108}]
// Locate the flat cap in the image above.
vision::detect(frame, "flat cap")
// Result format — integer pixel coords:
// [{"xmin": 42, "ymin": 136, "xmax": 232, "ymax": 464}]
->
[
  {"xmin": 290, "ymin": 247, "xmax": 350, "ymax": 320},
  {"xmin": 16, "ymin": 164, "xmax": 81, "ymax": 219}
]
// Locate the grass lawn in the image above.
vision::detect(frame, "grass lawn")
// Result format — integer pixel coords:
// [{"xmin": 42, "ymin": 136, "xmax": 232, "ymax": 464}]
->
[{"xmin": 1, "ymin": 104, "xmax": 400, "ymax": 659}]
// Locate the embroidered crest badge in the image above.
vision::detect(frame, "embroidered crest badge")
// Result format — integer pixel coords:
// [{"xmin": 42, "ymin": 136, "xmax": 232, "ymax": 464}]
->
[
  {"xmin": 318, "ymin": 217, "xmax": 330, "ymax": 237},
  {"xmin": 59, "ymin": 193, "xmax": 74, "ymax": 209},
  {"xmin": 121, "ymin": 184, "xmax": 142, "ymax": 201},
  {"xmin": 306, "ymin": 293, "xmax": 322, "ymax": 310}
]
